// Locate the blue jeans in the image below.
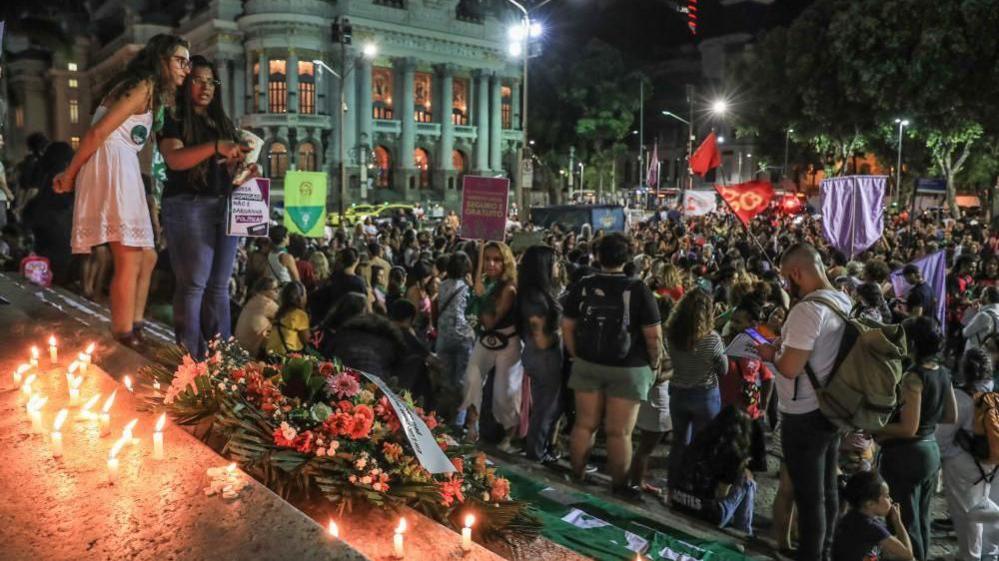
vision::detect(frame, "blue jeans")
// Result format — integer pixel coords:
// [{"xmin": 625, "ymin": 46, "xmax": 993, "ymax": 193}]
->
[
  {"xmin": 436, "ymin": 333, "xmax": 473, "ymax": 426},
  {"xmin": 668, "ymin": 385, "xmax": 721, "ymax": 482},
  {"xmin": 161, "ymin": 195, "xmax": 240, "ymax": 359},
  {"xmin": 717, "ymin": 476, "xmax": 756, "ymax": 535}
]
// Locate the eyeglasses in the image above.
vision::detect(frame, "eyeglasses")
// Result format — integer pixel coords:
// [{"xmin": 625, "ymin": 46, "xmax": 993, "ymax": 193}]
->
[
  {"xmin": 172, "ymin": 56, "xmax": 192, "ymax": 70},
  {"xmin": 192, "ymin": 78, "xmax": 221, "ymax": 89}
]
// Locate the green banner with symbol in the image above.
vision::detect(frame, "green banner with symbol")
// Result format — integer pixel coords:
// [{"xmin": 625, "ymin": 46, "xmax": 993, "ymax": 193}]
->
[{"xmin": 283, "ymin": 171, "xmax": 328, "ymax": 238}]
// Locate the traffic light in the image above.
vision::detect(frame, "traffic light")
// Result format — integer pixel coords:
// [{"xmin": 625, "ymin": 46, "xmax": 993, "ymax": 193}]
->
[{"xmin": 331, "ymin": 17, "xmax": 352, "ymax": 45}]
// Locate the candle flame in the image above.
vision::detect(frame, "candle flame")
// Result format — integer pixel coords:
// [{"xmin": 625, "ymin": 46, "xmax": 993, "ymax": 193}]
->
[
  {"xmin": 31, "ymin": 346, "xmax": 39, "ymax": 359},
  {"xmin": 69, "ymin": 374, "xmax": 84, "ymax": 389},
  {"xmin": 68, "ymin": 362, "xmax": 79, "ymax": 374},
  {"xmin": 16, "ymin": 364, "xmax": 30, "ymax": 375},
  {"xmin": 79, "ymin": 352, "xmax": 87, "ymax": 362},
  {"xmin": 48, "ymin": 335, "xmax": 56, "ymax": 347},
  {"xmin": 464, "ymin": 514, "xmax": 475, "ymax": 528},
  {"xmin": 155, "ymin": 413, "xmax": 166, "ymax": 432},
  {"xmin": 81, "ymin": 393, "xmax": 101, "ymax": 412},
  {"xmin": 327, "ymin": 520, "xmax": 339, "ymax": 537},
  {"xmin": 122, "ymin": 418, "xmax": 138, "ymax": 436},
  {"xmin": 53, "ymin": 409, "xmax": 68, "ymax": 431},
  {"xmin": 109, "ymin": 436, "xmax": 127, "ymax": 460},
  {"xmin": 22, "ymin": 373, "xmax": 37, "ymax": 391},
  {"xmin": 396, "ymin": 518, "xmax": 407, "ymax": 533},
  {"xmin": 85, "ymin": 343, "xmax": 96, "ymax": 355},
  {"xmin": 123, "ymin": 376, "xmax": 133, "ymax": 392},
  {"xmin": 226, "ymin": 462, "xmax": 237, "ymax": 473},
  {"xmin": 101, "ymin": 390, "xmax": 117, "ymax": 413}
]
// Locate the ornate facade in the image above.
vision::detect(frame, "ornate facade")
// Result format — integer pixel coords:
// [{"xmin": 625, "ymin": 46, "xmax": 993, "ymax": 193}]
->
[{"xmin": 4, "ymin": 0, "xmax": 527, "ymax": 205}]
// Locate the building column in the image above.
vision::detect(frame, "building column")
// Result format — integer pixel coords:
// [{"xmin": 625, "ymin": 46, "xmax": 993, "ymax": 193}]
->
[
  {"xmin": 233, "ymin": 57, "xmax": 246, "ymax": 120},
  {"xmin": 342, "ymin": 49, "xmax": 357, "ymax": 166},
  {"xmin": 436, "ymin": 64, "xmax": 454, "ymax": 171},
  {"xmin": 214, "ymin": 57, "xmax": 231, "ymax": 115},
  {"xmin": 473, "ymin": 70, "xmax": 489, "ymax": 173},
  {"xmin": 356, "ymin": 56, "xmax": 373, "ymax": 150},
  {"xmin": 489, "ymin": 73, "xmax": 503, "ymax": 172},
  {"xmin": 396, "ymin": 57, "xmax": 416, "ymax": 171},
  {"xmin": 287, "ymin": 53, "xmax": 299, "ymax": 113},
  {"xmin": 257, "ymin": 52, "xmax": 269, "ymax": 113},
  {"xmin": 510, "ymin": 78, "xmax": 521, "ymax": 130}
]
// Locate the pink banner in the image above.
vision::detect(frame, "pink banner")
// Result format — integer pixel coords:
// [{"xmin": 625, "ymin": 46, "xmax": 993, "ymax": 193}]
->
[{"xmin": 460, "ymin": 176, "xmax": 509, "ymax": 241}]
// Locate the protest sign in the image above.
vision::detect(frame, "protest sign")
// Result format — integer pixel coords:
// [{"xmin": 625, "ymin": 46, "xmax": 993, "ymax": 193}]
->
[
  {"xmin": 227, "ymin": 177, "xmax": 270, "ymax": 237},
  {"xmin": 284, "ymin": 171, "xmax": 327, "ymax": 238},
  {"xmin": 460, "ymin": 175, "xmax": 509, "ymax": 241}
]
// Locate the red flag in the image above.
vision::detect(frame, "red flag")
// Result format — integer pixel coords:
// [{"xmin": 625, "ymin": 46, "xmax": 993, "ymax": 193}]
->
[
  {"xmin": 714, "ymin": 180, "xmax": 775, "ymax": 225},
  {"xmin": 690, "ymin": 131, "xmax": 721, "ymax": 177}
]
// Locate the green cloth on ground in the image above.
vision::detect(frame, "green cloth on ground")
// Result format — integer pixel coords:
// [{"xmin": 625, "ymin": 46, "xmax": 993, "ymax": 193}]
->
[{"xmin": 501, "ymin": 469, "xmax": 751, "ymax": 561}]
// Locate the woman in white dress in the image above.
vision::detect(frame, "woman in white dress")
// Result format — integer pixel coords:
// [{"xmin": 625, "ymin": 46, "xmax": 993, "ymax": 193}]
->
[{"xmin": 54, "ymin": 35, "xmax": 203, "ymax": 345}]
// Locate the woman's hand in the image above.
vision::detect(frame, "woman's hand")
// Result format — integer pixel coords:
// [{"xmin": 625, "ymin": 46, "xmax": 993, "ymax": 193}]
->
[
  {"xmin": 53, "ymin": 171, "xmax": 77, "ymax": 194},
  {"xmin": 216, "ymin": 140, "xmax": 250, "ymax": 164}
]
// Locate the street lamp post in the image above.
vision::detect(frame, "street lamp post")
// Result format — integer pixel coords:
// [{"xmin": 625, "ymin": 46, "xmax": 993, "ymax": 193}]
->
[
  {"xmin": 314, "ymin": 42, "xmax": 376, "ymax": 221},
  {"xmin": 894, "ymin": 118, "xmax": 910, "ymax": 204},
  {"xmin": 783, "ymin": 128, "xmax": 793, "ymax": 180},
  {"xmin": 661, "ymin": 109, "xmax": 691, "ymax": 195}
]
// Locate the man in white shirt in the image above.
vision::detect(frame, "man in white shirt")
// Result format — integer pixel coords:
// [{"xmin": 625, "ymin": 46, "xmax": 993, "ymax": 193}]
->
[
  {"xmin": 963, "ymin": 286, "xmax": 999, "ymax": 353},
  {"xmin": 758, "ymin": 243, "xmax": 851, "ymax": 561}
]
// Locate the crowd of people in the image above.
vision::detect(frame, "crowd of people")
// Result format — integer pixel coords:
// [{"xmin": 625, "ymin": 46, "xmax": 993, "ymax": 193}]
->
[{"xmin": 2, "ymin": 32, "xmax": 999, "ymax": 561}]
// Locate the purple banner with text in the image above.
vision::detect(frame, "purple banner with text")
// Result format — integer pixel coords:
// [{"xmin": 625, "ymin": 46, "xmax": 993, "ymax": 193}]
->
[{"xmin": 460, "ymin": 176, "xmax": 509, "ymax": 241}]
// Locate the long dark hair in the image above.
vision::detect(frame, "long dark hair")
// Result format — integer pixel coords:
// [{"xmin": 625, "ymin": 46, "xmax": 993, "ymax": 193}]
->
[
  {"xmin": 276, "ymin": 281, "xmax": 307, "ymax": 324},
  {"xmin": 666, "ymin": 288, "xmax": 715, "ymax": 351},
  {"xmin": 517, "ymin": 246, "xmax": 561, "ymax": 333},
  {"xmin": 175, "ymin": 55, "xmax": 240, "ymax": 186},
  {"xmin": 100, "ymin": 34, "xmax": 189, "ymax": 122}
]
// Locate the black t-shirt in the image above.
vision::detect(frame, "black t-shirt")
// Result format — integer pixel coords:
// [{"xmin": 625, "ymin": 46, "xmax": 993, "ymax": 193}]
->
[
  {"xmin": 158, "ymin": 112, "xmax": 234, "ymax": 198},
  {"xmin": 563, "ymin": 272, "xmax": 661, "ymax": 367},
  {"xmin": 518, "ymin": 288, "xmax": 559, "ymax": 339},
  {"xmin": 310, "ymin": 271, "xmax": 368, "ymax": 323},
  {"xmin": 905, "ymin": 282, "xmax": 936, "ymax": 315},
  {"xmin": 831, "ymin": 510, "xmax": 890, "ymax": 561}
]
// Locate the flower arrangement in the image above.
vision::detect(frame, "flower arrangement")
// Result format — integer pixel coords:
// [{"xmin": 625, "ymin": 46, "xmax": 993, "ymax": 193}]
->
[{"xmin": 143, "ymin": 339, "xmax": 537, "ymax": 539}]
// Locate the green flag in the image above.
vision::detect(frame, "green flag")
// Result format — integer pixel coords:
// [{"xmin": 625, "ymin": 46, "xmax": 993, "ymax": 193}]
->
[{"xmin": 283, "ymin": 171, "xmax": 328, "ymax": 238}]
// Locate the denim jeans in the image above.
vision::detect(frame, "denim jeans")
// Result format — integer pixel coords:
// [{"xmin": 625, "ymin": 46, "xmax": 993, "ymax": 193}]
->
[
  {"xmin": 161, "ymin": 195, "xmax": 240, "ymax": 359},
  {"xmin": 717, "ymin": 476, "xmax": 756, "ymax": 536},
  {"xmin": 668, "ymin": 385, "xmax": 721, "ymax": 482},
  {"xmin": 523, "ymin": 339, "xmax": 563, "ymax": 460},
  {"xmin": 782, "ymin": 409, "xmax": 840, "ymax": 561},
  {"xmin": 436, "ymin": 333, "xmax": 473, "ymax": 426}
]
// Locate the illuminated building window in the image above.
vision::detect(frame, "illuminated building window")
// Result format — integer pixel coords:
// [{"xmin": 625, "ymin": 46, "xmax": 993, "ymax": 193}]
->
[
  {"xmin": 15, "ymin": 107, "xmax": 24, "ymax": 128},
  {"xmin": 68, "ymin": 62, "xmax": 78, "ymax": 71},
  {"xmin": 69, "ymin": 78, "xmax": 78, "ymax": 89},
  {"xmin": 268, "ymin": 142, "xmax": 289, "ymax": 178},
  {"xmin": 69, "ymin": 100, "xmax": 80, "ymax": 124},
  {"xmin": 372, "ymin": 67, "xmax": 394, "ymax": 119},
  {"xmin": 298, "ymin": 61, "xmax": 315, "ymax": 114},
  {"xmin": 70, "ymin": 137, "xmax": 81, "ymax": 149},
  {"xmin": 268, "ymin": 59, "xmax": 287, "ymax": 113}
]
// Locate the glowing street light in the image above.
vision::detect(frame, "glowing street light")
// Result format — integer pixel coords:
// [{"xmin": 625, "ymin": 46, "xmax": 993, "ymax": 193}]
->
[
  {"xmin": 362, "ymin": 42, "xmax": 378, "ymax": 58},
  {"xmin": 894, "ymin": 118, "xmax": 911, "ymax": 202},
  {"xmin": 711, "ymin": 99, "xmax": 728, "ymax": 115}
]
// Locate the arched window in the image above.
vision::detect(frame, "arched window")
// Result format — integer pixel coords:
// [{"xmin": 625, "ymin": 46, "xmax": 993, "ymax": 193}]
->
[
  {"xmin": 298, "ymin": 142, "xmax": 316, "ymax": 171},
  {"xmin": 451, "ymin": 149, "xmax": 466, "ymax": 172},
  {"xmin": 268, "ymin": 142, "xmax": 289, "ymax": 178},
  {"xmin": 414, "ymin": 148, "xmax": 431, "ymax": 189},
  {"xmin": 374, "ymin": 146, "xmax": 392, "ymax": 188},
  {"xmin": 298, "ymin": 61, "xmax": 315, "ymax": 114},
  {"xmin": 268, "ymin": 59, "xmax": 287, "ymax": 113}
]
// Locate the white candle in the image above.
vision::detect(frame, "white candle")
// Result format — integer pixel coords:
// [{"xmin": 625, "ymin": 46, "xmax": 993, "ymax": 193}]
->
[
  {"xmin": 12, "ymin": 364, "xmax": 29, "ymax": 386},
  {"xmin": 123, "ymin": 375, "xmax": 133, "ymax": 393},
  {"xmin": 152, "ymin": 380, "xmax": 161, "ymax": 392},
  {"xmin": 51, "ymin": 409, "xmax": 68, "ymax": 458},
  {"xmin": 122, "ymin": 418, "xmax": 138, "ymax": 443},
  {"xmin": 20, "ymin": 373, "xmax": 37, "ymax": 400},
  {"xmin": 328, "ymin": 520, "xmax": 339, "ymax": 539},
  {"xmin": 393, "ymin": 518, "xmax": 406, "ymax": 558},
  {"xmin": 69, "ymin": 388, "xmax": 80, "ymax": 407},
  {"xmin": 107, "ymin": 437, "xmax": 126, "ymax": 484},
  {"xmin": 78, "ymin": 393, "xmax": 101, "ymax": 421},
  {"xmin": 99, "ymin": 390, "xmax": 117, "ymax": 437},
  {"xmin": 77, "ymin": 353, "xmax": 89, "ymax": 374},
  {"xmin": 152, "ymin": 413, "xmax": 166, "ymax": 460},
  {"xmin": 48, "ymin": 335, "xmax": 58, "ymax": 364},
  {"xmin": 461, "ymin": 514, "xmax": 474, "ymax": 552},
  {"xmin": 27, "ymin": 395, "xmax": 47, "ymax": 433},
  {"xmin": 30, "ymin": 346, "xmax": 39, "ymax": 368}
]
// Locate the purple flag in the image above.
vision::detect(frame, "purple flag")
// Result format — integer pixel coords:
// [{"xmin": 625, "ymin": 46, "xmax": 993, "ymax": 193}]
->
[
  {"xmin": 890, "ymin": 250, "xmax": 946, "ymax": 328},
  {"xmin": 820, "ymin": 176, "xmax": 886, "ymax": 258},
  {"xmin": 646, "ymin": 141, "xmax": 660, "ymax": 187}
]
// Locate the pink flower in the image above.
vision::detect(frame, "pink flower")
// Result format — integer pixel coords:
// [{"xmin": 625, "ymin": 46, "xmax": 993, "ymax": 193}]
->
[
  {"xmin": 328, "ymin": 373, "xmax": 361, "ymax": 399},
  {"xmin": 164, "ymin": 355, "xmax": 208, "ymax": 404}
]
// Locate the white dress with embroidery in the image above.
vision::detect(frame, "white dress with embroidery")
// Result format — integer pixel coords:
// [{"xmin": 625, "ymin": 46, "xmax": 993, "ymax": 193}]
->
[{"xmin": 71, "ymin": 107, "xmax": 154, "ymax": 254}]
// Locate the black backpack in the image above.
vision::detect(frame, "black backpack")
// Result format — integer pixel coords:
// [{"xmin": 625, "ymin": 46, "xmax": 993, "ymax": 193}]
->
[{"xmin": 574, "ymin": 274, "xmax": 637, "ymax": 364}]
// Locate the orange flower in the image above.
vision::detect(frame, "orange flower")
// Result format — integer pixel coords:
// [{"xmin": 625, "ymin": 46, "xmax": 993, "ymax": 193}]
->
[
  {"xmin": 451, "ymin": 456, "xmax": 464, "ymax": 473},
  {"xmin": 490, "ymin": 477, "xmax": 511, "ymax": 502}
]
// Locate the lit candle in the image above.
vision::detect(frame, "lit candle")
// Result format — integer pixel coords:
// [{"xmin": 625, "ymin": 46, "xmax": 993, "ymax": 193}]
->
[
  {"xmin": 82, "ymin": 343, "xmax": 95, "ymax": 367},
  {"xmin": 48, "ymin": 335, "xmax": 58, "ymax": 364},
  {"xmin": 152, "ymin": 379, "xmax": 161, "ymax": 392},
  {"xmin": 461, "ymin": 514, "xmax": 474, "ymax": 552},
  {"xmin": 20, "ymin": 373, "xmax": 37, "ymax": 400},
  {"xmin": 99, "ymin": 390, "xmax": 117, "ymax": 437},
  {"xmin": 30, "ymin": 346, "xmax": 39, "ymax": 368},
  {"xmin": 51, "ymin": 409, "xmax": 68, "ymax": 458},
  {"xmin": 27, "ymin": 395, "xmax": 47, "ymax": 433},
  {"xmin": 152, "ymin": 413, "xmax": 166, "ymax": 460},
  {"xmin": 77, "ymin": 353, "xmax": 89, "ymax": 374},
  {"xmin": 123, "ymin": 375, "xmax": 133, "ymax": 393},
  {"xmin": 68, "ymin": 372, "xmax": 83, "ymax": 407},
  {"xmin": 327, "ymin": 519, "xmax": 339, "ymax": 539},
  {"xmin": 121, "ymin": 418, "xmax": 138, "ymax": 444},
  {"xmin": 107, "ymin": 437, "xmax": 126, "ymax": 484},
  {"xmin": 393, "ymin": 518, "xmax": 406, "ymax": 558},
  {"xmin": 12, "ymin": 364, "xmax": 29, "ymax": 386},
  {"xmin": 78, "ymin": 393, "xmax": 101, "ymax": 421}
]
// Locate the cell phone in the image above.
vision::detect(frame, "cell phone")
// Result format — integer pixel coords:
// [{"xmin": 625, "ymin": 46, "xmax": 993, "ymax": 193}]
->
[{"xmin": 744, "ymin": 327, "xmax": 773, "ymax": 345}]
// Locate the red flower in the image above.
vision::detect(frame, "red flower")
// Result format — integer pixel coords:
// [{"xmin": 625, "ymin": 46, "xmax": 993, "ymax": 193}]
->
[
  {"xmin": 383, "ymin": 442, "xmax": 404, "ymax": 463},
  {"xmin": 337, "ymin": 400, "xmax": 354, "ymax": 414},
  {"xmin": 295, "ymin": 431, "xmax": 316, "ymax": 454},
  {"xmin": 324, "ymin": 412, "xmax": 355, "ymax": 438},
  {"xmin": 318, "ymin": 361, "xmax": 336, "ymax": 377},
  {"xmin": 349, "ymin": 405, "xmax": 375, "ymax": 440},
  {"xmin": 273, "ymin": 427, "xmax": 296, "ymax": 448},
  {"xmin": 490, "ymin": 477, "xmax": 511, "ymax": 502},
  {"xmin": 439, "ymin": 477, "xmax": 465, "ymax": 507},
  {"xmin": 422, "ymin": 413, "xmax": 438, "ymax": 430},
  {"xmin": 451, "ymin": 457, "xmax": 464, "ymax": 473}
]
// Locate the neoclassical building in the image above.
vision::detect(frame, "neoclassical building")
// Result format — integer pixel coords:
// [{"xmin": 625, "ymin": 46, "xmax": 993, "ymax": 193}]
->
[{"xmin": 4, "ymin": 0, "xmax": 528, "ymax": 206}]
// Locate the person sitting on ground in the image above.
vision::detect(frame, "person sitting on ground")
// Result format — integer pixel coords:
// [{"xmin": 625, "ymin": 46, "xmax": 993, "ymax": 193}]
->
[
  {"xmin": 265, "ymin": 281, "xmax": 310, "ymax": 356},
  {"xmin": 324, "ymin": 293, "xmax": 405, "ymax": 380},
  {"xmin": 832, "ymin": 471, "xmax": 915, "ymax": 561},
  {"xmin": 234, "ymin": 276, "xmax": 279, "ymax": 358}
]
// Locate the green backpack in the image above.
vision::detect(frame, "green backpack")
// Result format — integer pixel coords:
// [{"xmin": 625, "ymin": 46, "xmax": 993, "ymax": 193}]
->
[{"xmin": 801, "ymin": 296, "xmax": 908, "ymax": 432}]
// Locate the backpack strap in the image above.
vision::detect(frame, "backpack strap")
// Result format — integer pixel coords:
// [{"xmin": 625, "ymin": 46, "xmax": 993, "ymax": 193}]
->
[{"xmin": 794, "ymin": 295, "xmax": 857, "ymax": 394}]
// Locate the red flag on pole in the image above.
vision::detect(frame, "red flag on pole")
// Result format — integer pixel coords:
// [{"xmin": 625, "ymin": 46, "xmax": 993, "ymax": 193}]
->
[
  {"xmin": 690, "ymin": 131, "xmax": 721, "ymax": 177},
  {"xmin": 714, "ymin": 180, "xmax": 775, "ymax": 225}
]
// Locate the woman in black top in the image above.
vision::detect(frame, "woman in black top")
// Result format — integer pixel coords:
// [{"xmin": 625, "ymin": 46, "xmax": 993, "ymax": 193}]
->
[
  {"xmin": 876, "ymin": 316, "xmax": 957, "ymax": 560},
  {"xmin": 157, "ymin": 55, "xmax": 251, "ymax": 358}
]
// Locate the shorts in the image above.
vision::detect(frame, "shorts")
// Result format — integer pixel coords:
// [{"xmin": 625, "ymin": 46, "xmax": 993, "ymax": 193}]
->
[
  {"xmin": 568, "ymin": 357, "xmax": 654, "ymax": 402},
  {"xmin": 637, "ymin": 381, "xmax": 672, "ymax": 433}
]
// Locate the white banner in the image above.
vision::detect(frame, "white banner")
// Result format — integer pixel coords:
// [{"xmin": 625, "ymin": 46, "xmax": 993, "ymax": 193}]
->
[
  {"xmin": 683, "ymin": 190, "xmax": 717, "ymax": 216},
  {"xmin": 227, "ymin": 177, "xmax": 270, "ymax": 237},
  {"xmin": 356, "ymin": 370, "xmax": 456, "ymax": 474}
]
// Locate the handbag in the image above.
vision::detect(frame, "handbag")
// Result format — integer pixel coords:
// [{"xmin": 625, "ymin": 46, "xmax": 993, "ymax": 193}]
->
[{"xmin": 479, "ymin": 329, "xmax": 511, "ymax": 351}]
